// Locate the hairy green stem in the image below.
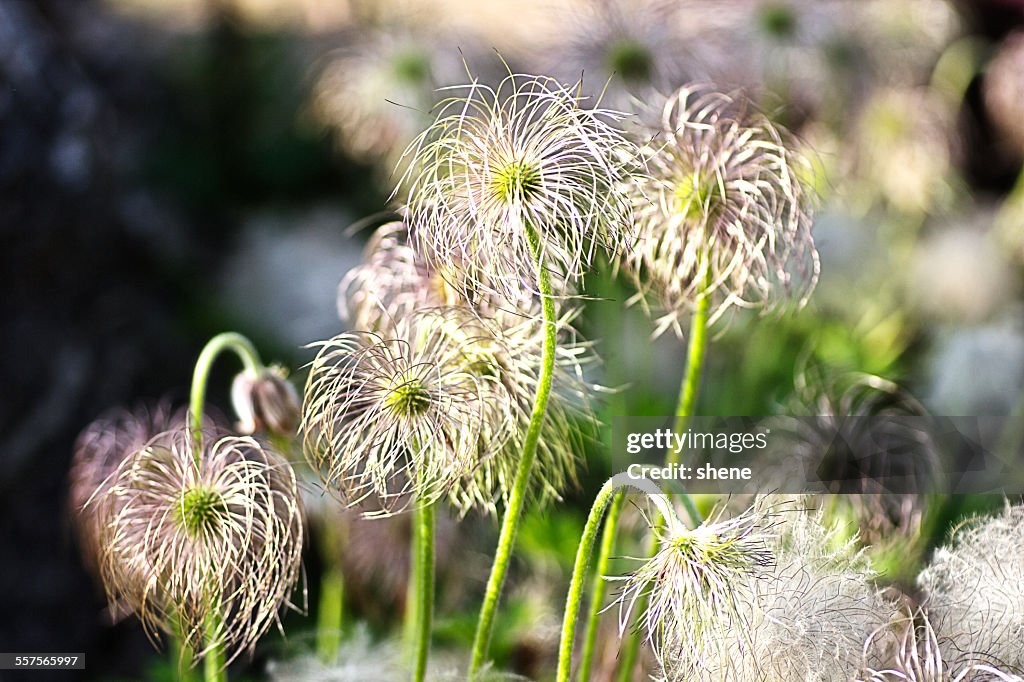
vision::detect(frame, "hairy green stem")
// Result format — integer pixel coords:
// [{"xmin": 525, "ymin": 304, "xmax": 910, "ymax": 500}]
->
[
  {"xmin": 317, "ymin": 521, "xmax": 346, "ymax": 664},
  {"xmin": 413, "ymin": 503, "xmax": 435, "ymax": 682},
  {"xmin": 203, "ymin": 609, "xmax": 225, "ymax": 682},
  {"xmin": 616, "ymin": 285, "xmax": 710, "ymax": 682},
  {"xmin": 468, "ymin": 225, "xmax": 557, "ymax": 677},
  {"xmin": 556, "ymin": 479, "xmax": 616, "ymax": 682},
  {"xmin": 188, "ymin": 332, "xmax": 262, "ymax": 457},
  {"xmin": 577, "ymin": 491, "xmax": 626, "ymax": 682}
]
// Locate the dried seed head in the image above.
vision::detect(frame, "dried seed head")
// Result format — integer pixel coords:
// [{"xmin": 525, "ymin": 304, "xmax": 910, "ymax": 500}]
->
[
  {"xmin": 95, "ymin": 430, "xmax": 304, "ymax": 663},
  {"xmin": 918, "ymin": 504, "xmax": 1024, "ymax": 674},
  {"xmin": 400, "ymin": 72, "xmax": 642, "ymax": 300},
  {"xmin": 637, "ymin": 506, "xmax": 902, "ymax": 681},
  {"xmin": 439, "ymin": 306, "xmax": 595, "ymax": 514},
  {"xmin": 623, "ymin": 84, "xmax": 818, "ymax": 336},
  {"xmin": 302, "ymin": 309, "xmax": 516, "ymax": 515},
  {"xmin": 612, "ymin": 503, "xmax": 775, "ymax": 668},
  {"xmin": 859, "ymin": 610, "xmax": 1024, "ymax": 682},
  {"xmin": 231, "ymin": 366, "xmax": 301, "ymax": 438}
]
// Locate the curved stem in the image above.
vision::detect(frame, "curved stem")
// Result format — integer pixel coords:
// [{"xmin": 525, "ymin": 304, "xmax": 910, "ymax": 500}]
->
[
  {"xmin": 468, "ymin": 225, "xmax": 557, "ymax": 677},
  {"xmin": 577, "ymin": 491, "xmax": 626, "ymax": 682},
  {"xmin": 188, "ymin": 332, "xmax": 262, "ymax": 457},
  {"xmin": 413, "ymin": 503, "xmax": 435, "ymax": 682},
  {"xmin": 616, "ymin": 285, "xmax": 710, "ymax": 682},
  {"xmin": 556, "ymin": 479, "xmax": 617, "ymax": 682}
]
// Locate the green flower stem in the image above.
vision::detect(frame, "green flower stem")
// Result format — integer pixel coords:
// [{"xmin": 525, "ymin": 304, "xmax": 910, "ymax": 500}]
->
[
  {"xmin": 413, "ymin": 503, "xmax": 435, "ymax": 682},
  {"xmin": 615, "ymin": 284, "xmax": 710, "ymax": 682},
  {"xmin": 317, "ymin": 521, "xmax": 346, "ymax": 664},
  {"xmin": 405, "ymin": 507, "xmax": 422, "ymax": 653},
  {"xmin": 576, "ymin": 490, "xmax": 625, "ymax": 682},
  {"xmin": 185, "ymin": 333, "xmax": 262, "ymax": 682},
  {"xmin": 556, "ymin": 479, "xmax": 616, "ymax": 682},
  {"xmin": 188, "ymin": 332, "xmax": 263, "ymax": 456},
  {"xmin": 203, "ymin": 610, "xmax": 225, "ymax": 682},
  {"xmin": 468, "ymin": 225, "xmax": 557, "ymax": 677}
]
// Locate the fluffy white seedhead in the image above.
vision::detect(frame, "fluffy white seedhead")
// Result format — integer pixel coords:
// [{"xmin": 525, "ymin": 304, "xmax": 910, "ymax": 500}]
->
[
  {"xmin": 612, "ymin": 504, "xmax": 776, "ymax": 669},
  {"xmin": 918, "ymin": 505, "xmax": 1024, "ymax": 675},
  {"xmin": 858, "ymin": 610, "xmax": 1024, "ymax": 682},
  {"xmin": 338, "ymin": 222, "xmax": 599, "ymax": 514},
  {"xmin": 440, "ymin": 307, "xmax": 596, "ymax": 515},
  {"xmin": 632, "ymin": 506, "xmax": 902, "ymax": 681},
  {"xmin": 302, "ymin": 309, "xmax": 515, "ymax": 515},
  {"xmin": 95, "ymin": 429, "xmax": 304, "ymax": 663},
  {"xmin": 400, "ymin": 72, "xmax": 642, "ymax": 300},
  {"xmin": 624, "ymin": 84, "xmax": 818, "ymax": 336}
]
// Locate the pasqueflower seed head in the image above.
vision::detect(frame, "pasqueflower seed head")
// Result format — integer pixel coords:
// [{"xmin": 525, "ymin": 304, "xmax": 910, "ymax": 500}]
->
[
  {"xmin": 302, "ymin": 309, "xmax": 515, "ymax": 515},
  {"xmin": 858, "ymin": 610, "xmax": 1024, "ymax": 682},
  {"xmin": 400, "ymin": 72, "xmax": 642, "ymax": 300},
  {"xmin": 918, "ymin": 504, "xmax": 1024, "ymax": 674},
  {"xmin": 624, "ymin": 84, "xmax": 818, "ymax": 336},
  {"xmin": 95, "ymin": 429, "xmax": 304, "ymax": 663}
]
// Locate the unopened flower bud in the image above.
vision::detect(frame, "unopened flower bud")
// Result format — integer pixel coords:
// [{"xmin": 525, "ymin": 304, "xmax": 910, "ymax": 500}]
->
[{"xmin": 231, "ymin": 366, "xmax": 300, "ymax": 437}]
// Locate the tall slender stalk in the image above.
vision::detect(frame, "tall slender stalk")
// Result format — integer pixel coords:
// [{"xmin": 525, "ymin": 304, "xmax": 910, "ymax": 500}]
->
[
  {"xmin": 615, "ymin": 285, "xmax": 709, "ymax": 682},
  {"xmin": 413, "ymin": 504, "xmax": 435, "ymax": 682},
  {"xmin": 468, "ymin": 225, "xmax": 558, "ymax": 677},
  {"xmin": 187, "ymin": 332, "xmax": 264, "ymax": 682},
  {"xmin": 556, "ymin": 479, "xmax": 616, "ymax": 682},
  {"xmin": 576, "ymin": 491, "xmax": 625, "ymax": 682},
  {"xmin": 317, "ymin": 521, "xmax": 346, "ymax": 664}
]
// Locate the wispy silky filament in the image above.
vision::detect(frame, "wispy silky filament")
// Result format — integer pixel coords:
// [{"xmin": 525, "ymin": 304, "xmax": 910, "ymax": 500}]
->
[
  {"xmin": 623, "ymin": 84, "xmax": 819, "ymax": 336},
  {"xmin": 918, "ymin": 504, "xmax": 1024, "ymax": 675},
  {"xmin": 619, "ymin": 506, "xmax": 903, "ymax": 681},
  {"xmin": 302, "ymin": 309, "xmax": 516, "ymax": 515},
  {"xmin": 399, "ymin": 72, "xmax": 642, "ymax": 301},
  {"xmin": 858, "ymin": 610, "xmax": 1024, "ymax": 682},
  {"xmin": 95, "ymin": 429, "xmax": 304, "ymax": 663}
]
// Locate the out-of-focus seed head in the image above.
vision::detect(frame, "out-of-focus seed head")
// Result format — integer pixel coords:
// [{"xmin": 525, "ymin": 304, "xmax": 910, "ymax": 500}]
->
[
  {"xmin": 858, "ymin": 610, "xmax": 1024, "ymax": 682},
  {"xmin": 985, "ymin": 32, "xmax": 1024, "ymax": 160},
  {"xmin": 623, "ymin": 84, "xmax": 818, "ymax": 337},
  {"xmin": 400, "ymin": 72, "xmax": 642, "ymax": 301},
  {"xmin": 69, "ymin": 403, "xmax": 186, "ymax": 578},
  {"xmin": 918, "ymin": 504, "xmax": 1024, "ymax": 674},
  {"xmin": 302, "ymin": 309, "xmax": 516, "ymax": 515},
  {"xmin": 95, "ymin": 430, "xmax": 304, "ymax": 663},
  {"xmin": 231, "ymin": 366, "xmax": 301, "ymax": 438},
  {"xmin": 765, "ymin": 369, "xmax": 940, "ymax": 551}
]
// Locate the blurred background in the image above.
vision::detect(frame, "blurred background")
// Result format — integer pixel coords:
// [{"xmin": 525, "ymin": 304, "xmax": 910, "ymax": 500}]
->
[{"xmin": 3, "ymin": 0, "xmax": 1024, "ymax": 679}]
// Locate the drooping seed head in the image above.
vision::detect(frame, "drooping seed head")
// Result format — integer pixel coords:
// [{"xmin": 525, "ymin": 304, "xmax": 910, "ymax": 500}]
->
[
  {"xmin": 399, "ymin": 72, "xmax": 642, "ymax": 300},
  {"xmin": 302, "ymin": 308, "xmax": 515, "ymax": 515},
  {"xmin": 95, "ymin": 429, "xmax": 304, "ymax": 663},
  {"xmin": 623, "ymin": 84, "xmax": 818, "ymax": 336}
]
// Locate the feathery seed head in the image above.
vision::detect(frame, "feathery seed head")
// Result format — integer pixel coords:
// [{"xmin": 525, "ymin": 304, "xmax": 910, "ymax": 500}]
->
[
  {"xmin": 623, "ymin": 84, "xmax": 818, "ymax": 336},
  {"xmin": 918, "ymin": 504, "xmax": 1024, "ymax": 674},
  {"xmin": 639, "ymin": 506, "xmax": 902, "ymax": 681},
  {"xmin": 400, "ymin": 72, "xmax": 642, "ymax": 300},
  {"xmin": 96, "ymin": 429, "xmax": 304, "ymax": 663},
  {"xmin": 613, "ymin": 504, "xmax": 776, "ymax": 666},
  {"xmin": 859, "ymin": 610, "xmax": 1024, "ymax": 682},
  {"xmin": 302, "ymin": 309, "xmax": 515, "ymax": 515}
]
